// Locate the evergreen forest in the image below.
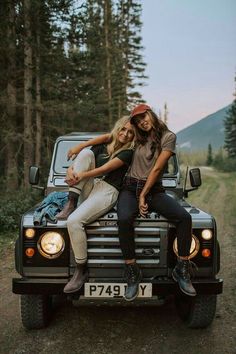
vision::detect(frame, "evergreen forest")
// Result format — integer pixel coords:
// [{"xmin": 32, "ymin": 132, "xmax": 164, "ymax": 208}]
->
[{"xmin": 0, "ymin": 0, "xmax": 147, "ymax": 190}]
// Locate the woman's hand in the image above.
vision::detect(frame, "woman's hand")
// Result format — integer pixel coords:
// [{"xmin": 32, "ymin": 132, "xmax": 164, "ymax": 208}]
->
[
  {"xmin": 66, "ymin": 171, "xmax": 86, "ymax": 186},
  {"xmin": 65, "ymin": 166, "xmax": 74, "ymax": 182},
  {"xmin": 139, "ymin": 194, "xmax": 148, "ymax": 217},
  {"xmin": 74, "ymin": 172, "xmax": 85, "ymax": 183},
  {"xmin": 65, "ymin": 166, "xmax": 78, "ymax": 186},
  {"xmin": 67, "ymin": 145, "xmax": 83, "ymax": 161}
]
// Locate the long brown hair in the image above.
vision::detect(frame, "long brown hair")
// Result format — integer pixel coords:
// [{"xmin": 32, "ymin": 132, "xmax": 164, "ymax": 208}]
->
[{"xmin": 132, "ymin": 110, "xmax": 168, "ymax": 159}]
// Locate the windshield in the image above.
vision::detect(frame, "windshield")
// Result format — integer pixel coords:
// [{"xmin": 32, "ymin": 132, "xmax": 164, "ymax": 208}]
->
[
  {"xmin": 53, "ymin": 140, "xmax": 178, "ymax": 176},
  {"xmin": 163, "ymin": 156, "xmax": 178, "ymax": 176},
  {"xmin": 53, "ymin": 140, "xmax": 87, "ymax": 174}
]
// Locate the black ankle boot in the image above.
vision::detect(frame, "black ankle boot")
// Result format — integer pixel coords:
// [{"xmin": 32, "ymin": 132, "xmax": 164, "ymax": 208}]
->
[
  {"xmin": 57, "ymin": 192, "xmax": 79, "ymax": 220},
  {"xmin": 124, "ymin": 262, "xmax": 142, "ymax": 301},
  {"xmin": 172, "ymin": 258, "xmax": 196, "ymax": 297},
  {"xmin": 63, "ymin": 263, "xmax": 88, "ymax": 294}
]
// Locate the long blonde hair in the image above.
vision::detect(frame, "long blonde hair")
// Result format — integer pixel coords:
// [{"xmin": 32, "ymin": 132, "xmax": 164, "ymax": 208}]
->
[{"xmin": 107, "ymin": 116, "xmax": 135, "ymax": 159}]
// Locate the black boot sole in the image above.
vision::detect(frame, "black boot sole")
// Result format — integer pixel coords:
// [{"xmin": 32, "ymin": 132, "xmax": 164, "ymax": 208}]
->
[
  {"xmin": 124, "ymin": 272, "xmax": 142, "ymax": 302},
  {"xmin": 124, "ymin": 289, "xmax": 139, "ymax": 302},
  {"xmin": 172, "ymin": 270, "xmax": 196, "ymax": 297}
]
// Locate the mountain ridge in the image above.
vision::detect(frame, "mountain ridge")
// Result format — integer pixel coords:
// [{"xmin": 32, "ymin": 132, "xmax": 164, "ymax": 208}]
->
[{"xmin": 176, "ymin": 105, "xmax": 231, "ymax": 151}]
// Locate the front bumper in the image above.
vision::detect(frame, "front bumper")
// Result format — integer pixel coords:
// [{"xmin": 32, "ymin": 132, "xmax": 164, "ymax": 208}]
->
[{"xmin": 12, "ymin": 277, "xmax": 223, "ymax": 296}]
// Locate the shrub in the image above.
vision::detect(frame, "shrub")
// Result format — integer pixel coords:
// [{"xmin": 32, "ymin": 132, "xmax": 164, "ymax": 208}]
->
[
  {"xmin": 218, "ymin": 157, "xmax": 236, "ymax": 172},
  {"xmin": 0, "ymin": 189, "xmax": 41, "ymax": 232},
  {"xmin": 213, "ymin": 148, "xmax": 236, "ymax": 172}
]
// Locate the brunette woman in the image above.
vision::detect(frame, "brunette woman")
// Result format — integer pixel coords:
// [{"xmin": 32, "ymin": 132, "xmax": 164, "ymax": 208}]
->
[{"xmin": 117, "ymin": 104, "xmax": 196, "ymax": 301}]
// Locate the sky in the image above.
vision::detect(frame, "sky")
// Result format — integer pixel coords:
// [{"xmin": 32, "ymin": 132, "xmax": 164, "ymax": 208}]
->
[{"xmin": 139, "ymin": 0, "xmax": 236, "ymax": 133}]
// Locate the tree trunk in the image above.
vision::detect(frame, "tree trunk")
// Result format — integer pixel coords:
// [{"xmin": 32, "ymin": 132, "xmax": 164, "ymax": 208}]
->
[
  {"xmin": 104, "ymin": 0, "xmax": 113, "ymax": 128},
  {"xmin": 123, "ymin": 0, "xmax": 130, "ymax": 110},
  {"xmin": 35, "ymin": 15, "xmax": 42, "ymax": 167},
  {"xmin": 6, "ymin": 0, "xmax": 18, "ymax": 190},
  {"xmin": 118, "ymin": 0, "xmax": 129, "ymax": 112},
  {"xmin": 23, "ymin": 0, "xmax": 33, "ymax": 187}
]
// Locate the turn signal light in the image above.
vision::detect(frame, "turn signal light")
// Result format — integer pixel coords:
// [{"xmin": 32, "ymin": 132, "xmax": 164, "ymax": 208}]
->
[
  {"xmin": 202, "ymin": 248, "xmax": 211, "ymax": 258},
  {"xmin": 25, "ymin": 248, "xmax": 35, "ymax": 258}
]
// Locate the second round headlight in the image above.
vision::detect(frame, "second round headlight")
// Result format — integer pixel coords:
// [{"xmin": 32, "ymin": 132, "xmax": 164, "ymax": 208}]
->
[
  {"xmin": 173, "ymin": 234, "xmax": 200, "ymax": 259},
  {"xmin": 38, "ymin": 231, "xmax": 65, "ymax": 259}
]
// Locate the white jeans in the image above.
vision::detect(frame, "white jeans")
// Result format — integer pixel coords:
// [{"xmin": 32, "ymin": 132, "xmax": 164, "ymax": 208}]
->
[
  {"xmin": 67, "ymin": 150, "xmax": 119, "ymax": 264},
  {"xmin": 69, "ymin": 148, "xmax": 95, "ymax": 202}
]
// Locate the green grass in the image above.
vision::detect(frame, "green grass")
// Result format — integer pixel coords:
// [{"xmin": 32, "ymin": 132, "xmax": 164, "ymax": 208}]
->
[
  {"xmin": 178, "ymin": 151, "xmax": 208, "ymax": 167},
  {"xmin": 202, "ymin": 176, "xmax": 220, "ymax": 204},
  {"xmin": 0, "ymin": 231, "xmax": 17, "ymax": 254},
  {"xmin": 188, "ymin": 170, "xmax": 236, "ymax": 232},
  {"xmin": 223, "ymin": 172, "xmax": 236, "ymax": 227},
  {"xmin": 187, "ymin": 174, "xmax": 218, "ymax": 210}
]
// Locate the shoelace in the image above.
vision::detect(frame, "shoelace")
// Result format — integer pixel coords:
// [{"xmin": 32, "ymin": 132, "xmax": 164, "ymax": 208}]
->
[
  {"xmin": 129, "ymin": 265, "xmax": 136, "ymax": 281},
  {"xmin": 125, "ymin": 264, "xmax": 137, "ymax": 282},
  {"xmin": 180, "ymin": 260, "xmax": 198, "ymax": 280}
]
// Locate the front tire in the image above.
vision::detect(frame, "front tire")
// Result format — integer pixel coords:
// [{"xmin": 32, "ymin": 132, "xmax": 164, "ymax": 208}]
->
[
  {"xmin": 216, "ymin": 241, "xmax": 220, "ymax": 274},
  {"xmin": 175, "ymin": 294, "xmax": 217, "ymax": 328},
  {"xmin": 20, "ymin": 294, "xmax": 52, "ymax": 329}
]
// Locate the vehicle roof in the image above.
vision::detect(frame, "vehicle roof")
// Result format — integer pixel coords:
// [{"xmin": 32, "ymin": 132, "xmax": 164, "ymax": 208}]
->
[{"xmin": 56, "ymin": 132, "xmax": 107, "ymax": 141}]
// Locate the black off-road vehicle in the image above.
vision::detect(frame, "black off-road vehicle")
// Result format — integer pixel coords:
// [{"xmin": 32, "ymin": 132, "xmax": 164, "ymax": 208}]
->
[{"xmin": 12, "ymin": 133, "xmax": 223, "ymax": 329}]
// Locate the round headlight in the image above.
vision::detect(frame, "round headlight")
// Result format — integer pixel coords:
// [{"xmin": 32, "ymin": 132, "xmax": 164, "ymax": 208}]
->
[
  {"xmin": 38, "ymin": 232, "xmax": 65, "ymax": 259},
  {"xmin": 173, "ymin": 234, "xmax": 200, "ymax": 259},
  {"xmin": 201, "ymin": 229, "xmax": 213, "ymax": 240}
]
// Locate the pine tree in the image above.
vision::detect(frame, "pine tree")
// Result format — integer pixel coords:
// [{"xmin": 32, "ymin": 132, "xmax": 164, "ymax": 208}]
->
[
  {"xmin": 4, "ymin": 0, "xmax": 18, "ymax": 189},
  {"xmin": 0, "ymin": 0, "xmax": 147, "ymax": 188},
  {"xmin": 213, "ymin": 148, "xmax": 224, "ymax": 170},
  {"xmin": 116, "ymin": 0, "xmax": 147, "ymax": 110},
  {"xmin": 163, "ymin": 102, "xmax": 168, "ymax": 125},
  {"xmin": 224, "ymin": 78, "xmax": 236, "ymax": 158},
  {"xmin": 206, "ymin": 144, "xmax": 213, "ymax": 166}
]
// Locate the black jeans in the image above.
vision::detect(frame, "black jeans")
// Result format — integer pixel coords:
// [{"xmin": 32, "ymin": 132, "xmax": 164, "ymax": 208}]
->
[{"xmin": 117, "ymin": 185, "xmax": 192, "ymax": 260}]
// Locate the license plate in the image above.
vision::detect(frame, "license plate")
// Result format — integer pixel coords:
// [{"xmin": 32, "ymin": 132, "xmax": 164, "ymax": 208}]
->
[{"xmin": 84, "ymin": 283, "xmax": 152, "ymax": 298}]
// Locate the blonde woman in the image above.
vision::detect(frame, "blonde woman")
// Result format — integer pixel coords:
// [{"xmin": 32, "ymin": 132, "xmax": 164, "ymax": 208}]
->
[{"xmin": 59, "ymin": 116, "xmax": 135, "ymax": 294}]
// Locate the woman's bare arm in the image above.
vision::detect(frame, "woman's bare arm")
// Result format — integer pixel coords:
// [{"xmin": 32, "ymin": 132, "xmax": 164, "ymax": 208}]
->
[
  {"xmin": 67, "ymin": 133, "xmax": 111, "ymax": 160},
  {"xmin": 67, "ymin": 157, "xmax": 124, "ymax": 186},
  {"xmin": 139, "ymin": 150, "xmax": 173, "ymax": 216}
]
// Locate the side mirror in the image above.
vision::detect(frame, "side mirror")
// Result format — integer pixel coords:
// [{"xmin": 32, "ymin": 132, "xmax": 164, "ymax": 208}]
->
[
  {"xmin": 189, "ymin": 168, "xmax": 202, "ymax": 188},
  {"xmin": 29, "ymin": 166, "xmax": 39, "ymax": 185}
]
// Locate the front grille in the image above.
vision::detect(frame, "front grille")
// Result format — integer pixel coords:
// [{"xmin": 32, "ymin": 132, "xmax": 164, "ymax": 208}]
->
[{"xmin": 70, "ymin": 223, "xmax": 169, "ymax": 279}]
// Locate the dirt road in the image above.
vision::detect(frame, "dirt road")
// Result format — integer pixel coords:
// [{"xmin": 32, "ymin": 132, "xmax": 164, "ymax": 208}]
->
[{"xmin": 0, "ymin": 169, "xmax": 235, "ymax": 354}]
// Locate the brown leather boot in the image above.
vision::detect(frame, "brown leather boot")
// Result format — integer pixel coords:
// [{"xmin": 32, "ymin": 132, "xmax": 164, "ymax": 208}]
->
[
  {"xmin": 63, "ymin": 263, "xmax": 88, "ymax": 294},
  {"xmin": 56, "ymin": 192, "xmax": 79, "ymax": 220}
]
